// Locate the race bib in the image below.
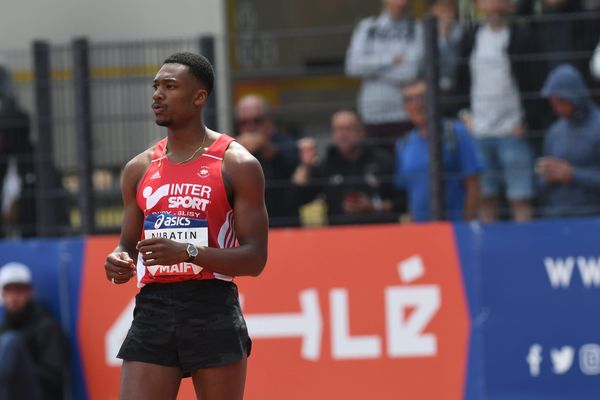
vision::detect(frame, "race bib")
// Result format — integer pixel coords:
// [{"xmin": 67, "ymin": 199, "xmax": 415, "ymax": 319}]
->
[{"xmin": 139, "ymin": 213, "xmax": 208, "ymax": 277}]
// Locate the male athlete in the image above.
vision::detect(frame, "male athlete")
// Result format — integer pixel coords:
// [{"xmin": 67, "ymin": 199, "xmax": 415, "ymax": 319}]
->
[{"xmin": 104, "ymin": 52, "xmax": 268, "ymax": 400}]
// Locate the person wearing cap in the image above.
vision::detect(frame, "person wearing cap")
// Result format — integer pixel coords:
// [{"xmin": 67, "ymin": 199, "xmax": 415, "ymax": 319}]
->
[{"xmin": 0, "ymin": 262, "xmax": 68, "ymax": 400}]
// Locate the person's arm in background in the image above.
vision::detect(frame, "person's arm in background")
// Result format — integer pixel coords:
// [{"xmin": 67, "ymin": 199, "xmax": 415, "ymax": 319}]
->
[
  {"xmin": 463, "ymin": 175, "xmax": 480, "ymax": 220},
  {"xmin": 291, "ymin": 137, "xmax": 324, "ymax": 206},
  {"xmin": 591, "ymin": 39, "xmax": 600, "ymax": 81},
  {"xmin": 268, "ymin": 134, "xmax": 300, "ymax": 179},
  {"xmin": 538, "ymin": 132, "xmax": 600, "ymax": 190},
  {"xmin": 454, "ymin": 24, "xmax": 476, "ymax": 118},
  {"xmin": 454, "ymin": 122, "xmax": 482, "ymax": 220},
  {"xmin": 345, "ymin": 17, "xmax": 404, "ymax": 78},
  {"xmin": 374, "ymin": 148, "xmax": 404, "ymax": 214},
  {"xmin": 379, "ymin": 22, "xmax": 425, "ymax": 85}
]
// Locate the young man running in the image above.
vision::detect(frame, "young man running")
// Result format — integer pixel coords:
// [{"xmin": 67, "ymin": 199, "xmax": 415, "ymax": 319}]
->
[{"xmin": 104, "ymin": 52, "xmax": 268, "ymax": 400}]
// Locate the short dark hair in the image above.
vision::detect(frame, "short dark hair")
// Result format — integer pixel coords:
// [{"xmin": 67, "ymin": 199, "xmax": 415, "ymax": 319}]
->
[{"xmin": 163, "ymin": 52, "xmax": 214, "ymax": 95}]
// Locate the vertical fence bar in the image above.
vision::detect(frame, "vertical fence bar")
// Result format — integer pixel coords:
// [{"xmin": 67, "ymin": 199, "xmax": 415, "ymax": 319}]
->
[
  {"xmin": 32, "ymin": 40, "xmax": 55, "ymax": 236},
  {"xmin": 72, "ymin": 37, "xmax": 95, "ymax": 234},
  {"xmin": 199, "ymin": 36, "xmax": 218, "ymax": 131},
  {"xmin": 424, "ymin": 14, "xmax": 445, "ymax": 221}
]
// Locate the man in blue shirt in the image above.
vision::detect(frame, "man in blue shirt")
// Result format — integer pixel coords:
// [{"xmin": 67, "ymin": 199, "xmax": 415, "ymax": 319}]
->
[{"xmin": 395, "ymin": 80, "xmax": 482, "ymax": 222}]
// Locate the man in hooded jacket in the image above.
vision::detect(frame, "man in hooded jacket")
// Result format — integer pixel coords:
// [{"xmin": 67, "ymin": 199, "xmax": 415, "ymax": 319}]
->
[{"xmin": 537, "ymin": 64, "xmax": 600, "ymax": 217}]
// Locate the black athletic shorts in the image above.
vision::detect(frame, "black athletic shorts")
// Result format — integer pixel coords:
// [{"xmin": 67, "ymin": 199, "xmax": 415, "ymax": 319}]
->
[{"xmin": 117, "ymin": 279, "xmax": 251, "ymax": 376}]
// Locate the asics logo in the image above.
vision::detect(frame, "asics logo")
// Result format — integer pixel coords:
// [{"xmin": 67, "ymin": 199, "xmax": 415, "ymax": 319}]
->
[{"xmin": 153, "ymin": 214, "xmax": 191, "ymax": 229}]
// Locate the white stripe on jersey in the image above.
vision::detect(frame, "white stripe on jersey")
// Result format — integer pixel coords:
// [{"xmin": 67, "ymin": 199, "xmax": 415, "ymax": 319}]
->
[
  {"xmin": 217, "ymin": 210, "xmax": 236, "ymax": 248},
  {"xmin": 201, "ymin": 153, "xmax": 223, "ymax": 161}
]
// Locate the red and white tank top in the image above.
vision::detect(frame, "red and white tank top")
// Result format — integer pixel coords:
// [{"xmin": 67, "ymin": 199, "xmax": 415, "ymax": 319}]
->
[{"xmin": 135, "ymin": 133, "xmax": 238, "ymax": 287}]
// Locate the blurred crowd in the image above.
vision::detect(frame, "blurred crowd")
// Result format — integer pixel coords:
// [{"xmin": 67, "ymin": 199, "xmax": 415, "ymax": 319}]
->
[
  {"xmin": 235, "ymin": 0, "xmax": 600, "ymax": 227},
  {"xmin": 1, "ymin": 0, "xmax": 600, "ymax": 232}
]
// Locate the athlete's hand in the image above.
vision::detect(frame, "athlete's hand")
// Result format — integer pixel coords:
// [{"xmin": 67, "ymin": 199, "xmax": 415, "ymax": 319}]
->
[
  {"xmin": 105, "ymin": 251, "xmax": 136, "ymax": 284},
  {"xmin": 137, "ymin": 237, "xmax": 189, "ymax": 266}
]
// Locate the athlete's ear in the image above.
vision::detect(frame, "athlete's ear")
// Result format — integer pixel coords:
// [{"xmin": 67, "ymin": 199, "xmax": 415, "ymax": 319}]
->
[{"xmin": 194, "ymin": 89, "xmax": 208, "ymax": 106}]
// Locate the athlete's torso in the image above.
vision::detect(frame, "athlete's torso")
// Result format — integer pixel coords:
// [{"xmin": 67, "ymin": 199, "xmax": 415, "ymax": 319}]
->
[{"xmin": 135, "ymin": 133, "xmax": 238, "ymax": 287}]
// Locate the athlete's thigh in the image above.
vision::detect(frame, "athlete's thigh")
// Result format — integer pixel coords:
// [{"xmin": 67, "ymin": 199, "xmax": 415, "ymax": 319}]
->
[
  {"xmin": 190, "ymin": 356, "xmax": 247, "ymax": 400},
  {"xmin": 120, "ymin": 360, "xmax": 182, "ymax": 400}
]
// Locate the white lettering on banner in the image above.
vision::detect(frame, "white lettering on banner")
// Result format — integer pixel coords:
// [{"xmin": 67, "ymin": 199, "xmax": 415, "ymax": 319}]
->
[
  {"xmin": 106, "ymin": 298, "xmax": 135, "ymax": 366},
  {"xmin": 544, "ymin": 256, "xmax": 600, "ymax": 289},
  {"xmin": 244, "ymin": 289, "xmax": 322, "ymax": 360},
  {"xmin": 545, "ymin": 257, "xmax": 575, "ymax": 288},
  {"xmin": 243, "ymin": 255, "xmax": 440, "ymax": 361},
  {"xmin": 576, "ymin": 257, "xmax": 600, "ymax": 288},
  {"xmin": 330, "ymin": 289, "xmax": 382, "ymax": 359},
  {"xmin": 386, "ymin": 286, "xmax": 440, "ymax": 357}
]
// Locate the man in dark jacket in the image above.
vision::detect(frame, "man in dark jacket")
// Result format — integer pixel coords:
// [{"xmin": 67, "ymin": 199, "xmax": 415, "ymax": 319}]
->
[
  {"xmin": 235, "ymin": 94, "xmax": 299, "ymax": 227},
  {"xmin": 537, "ymin": 64, "xmax": 600, "ymax": 217},
  {"xmin": 0, "ymin": 263, "xmax": 68, "ymax": 400},
  {"xmin": 291, "ymin": 109, "xmax": 402, "ymax": 225}
]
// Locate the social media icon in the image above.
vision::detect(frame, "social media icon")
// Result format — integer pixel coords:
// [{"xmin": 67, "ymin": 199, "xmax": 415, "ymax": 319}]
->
[
  {"xmin": 550, "ymin": 346, "xmax": 574, "ymax": 374},
  {"xmin": 579, "ymin": 344, "xmax": 600, "ymax": 375},
  {"xmin": 527, "ymin": 344, "xmax": 543, "ymax": 377}
]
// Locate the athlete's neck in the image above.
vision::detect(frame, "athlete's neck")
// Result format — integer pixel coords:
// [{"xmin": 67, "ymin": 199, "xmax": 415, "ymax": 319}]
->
[{"xmin": 166, "ymin": 126, "xmax": 210, "ymax": 154}]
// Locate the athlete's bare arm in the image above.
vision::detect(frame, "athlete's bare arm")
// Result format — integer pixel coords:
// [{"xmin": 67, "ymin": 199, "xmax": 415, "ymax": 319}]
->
[
  {"xmin": 104, "ymin": 150, "xmax": 152, "ymax": 284},
  {"xmin": 137, "ymin": 141, "xmax": 269, "ymax": 277}
]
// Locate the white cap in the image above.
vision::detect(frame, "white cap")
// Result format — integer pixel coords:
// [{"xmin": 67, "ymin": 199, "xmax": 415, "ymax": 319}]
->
[{"xmin": 0, "ymin": 262, "xmax": 32, "ymax": 288}]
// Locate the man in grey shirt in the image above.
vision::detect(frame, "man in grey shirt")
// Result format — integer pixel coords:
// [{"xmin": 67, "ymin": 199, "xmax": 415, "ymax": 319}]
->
[{"xmin": 345, "ymin": 0, "xmax": 424, "ymax": 153}]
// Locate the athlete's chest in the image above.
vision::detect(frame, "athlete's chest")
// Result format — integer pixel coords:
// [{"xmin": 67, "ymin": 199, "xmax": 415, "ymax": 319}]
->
[{"xmin": 137, "ymin": 159, "xmax": 225, "ymax": 217}]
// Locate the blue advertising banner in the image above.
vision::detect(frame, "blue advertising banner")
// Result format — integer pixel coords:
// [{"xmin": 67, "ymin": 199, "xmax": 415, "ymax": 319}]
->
[
  {"xmin": 0, "ymin": 238, "xmax": 87, "ymax": 400},
  {"xmin": 457, "ymin": 219, "xmax": 600, "ymax": 400}
]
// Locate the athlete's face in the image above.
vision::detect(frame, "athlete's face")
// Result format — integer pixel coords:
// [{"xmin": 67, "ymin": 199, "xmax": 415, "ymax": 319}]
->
[
  {"xmin": 2, "ymin": 283, "xmax": 32, "ymax": 314},
  {"xmin": 152, "ymin": 63, "xmax": 207, "ymax": 128}
]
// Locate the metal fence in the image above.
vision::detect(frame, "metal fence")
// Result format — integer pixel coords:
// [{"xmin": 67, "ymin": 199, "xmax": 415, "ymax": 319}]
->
[{"xmin": 1, "ymin": 10, "xmax": 599, "ymax": 235}]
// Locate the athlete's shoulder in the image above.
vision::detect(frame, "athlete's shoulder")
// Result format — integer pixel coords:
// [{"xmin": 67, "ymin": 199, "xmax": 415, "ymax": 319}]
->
[
  {"xmin": 224, "ymin": 140, "xmax": 261, "ymax": 166},
  {"xmin": 222, "ymin": 140, "xmax": 265, "ymax": 187}
]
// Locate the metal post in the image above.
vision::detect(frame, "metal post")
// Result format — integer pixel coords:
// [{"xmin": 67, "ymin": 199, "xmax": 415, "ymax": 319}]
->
[
  {"xmin": 72, "ymin": 38, "xmax": 95, "ymax": 234},
  {"xmin": 424, "ymin": 14, "xmax": 445, "ymax": 221},
  {"xmin": 199, "ymin": 36, "xmax": 218, "ymax": 131},
  {"xmin": 32, "ymin": 41, "xmax": 55, "ymax": 236}
]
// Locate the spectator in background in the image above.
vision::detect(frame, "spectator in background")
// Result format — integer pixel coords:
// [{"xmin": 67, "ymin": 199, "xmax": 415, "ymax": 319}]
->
[
  {"xmin": 537, "ymin": 64, "xmax": 600, "ymax": 217},
  {"xmin": 430, "ymin": 0, "xmax": 463, "ymax": 116},
  {"xmin": 456, "ymin": 0, "xmax": 538, "ymax": 222},
  {"xmin": 235, "ymin": 94, "xmax": 299, "ymax": 227},
  {"xmin": 345, "ymin": 0, "xmax": 424, "ymax": 152},
  {"xmin": 0, "ymin": 262, "xmax": 68, "ymax": 400},
  {"xmin": 0, "ymin": 66, "xmax": 37, "ymax": 237},
  {"xmin": 291, "ymin": 110, "xmax": 401, "ymax": 225},
  {"xmin": 395, "ymin": 80, "xmax": 482, "ymax": 222}
]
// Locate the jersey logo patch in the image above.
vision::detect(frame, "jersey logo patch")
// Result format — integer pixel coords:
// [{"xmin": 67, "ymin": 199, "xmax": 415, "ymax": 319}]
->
[{"xmin": 198, "ymin": 166, "xmax": 210, "ymax": 178}]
